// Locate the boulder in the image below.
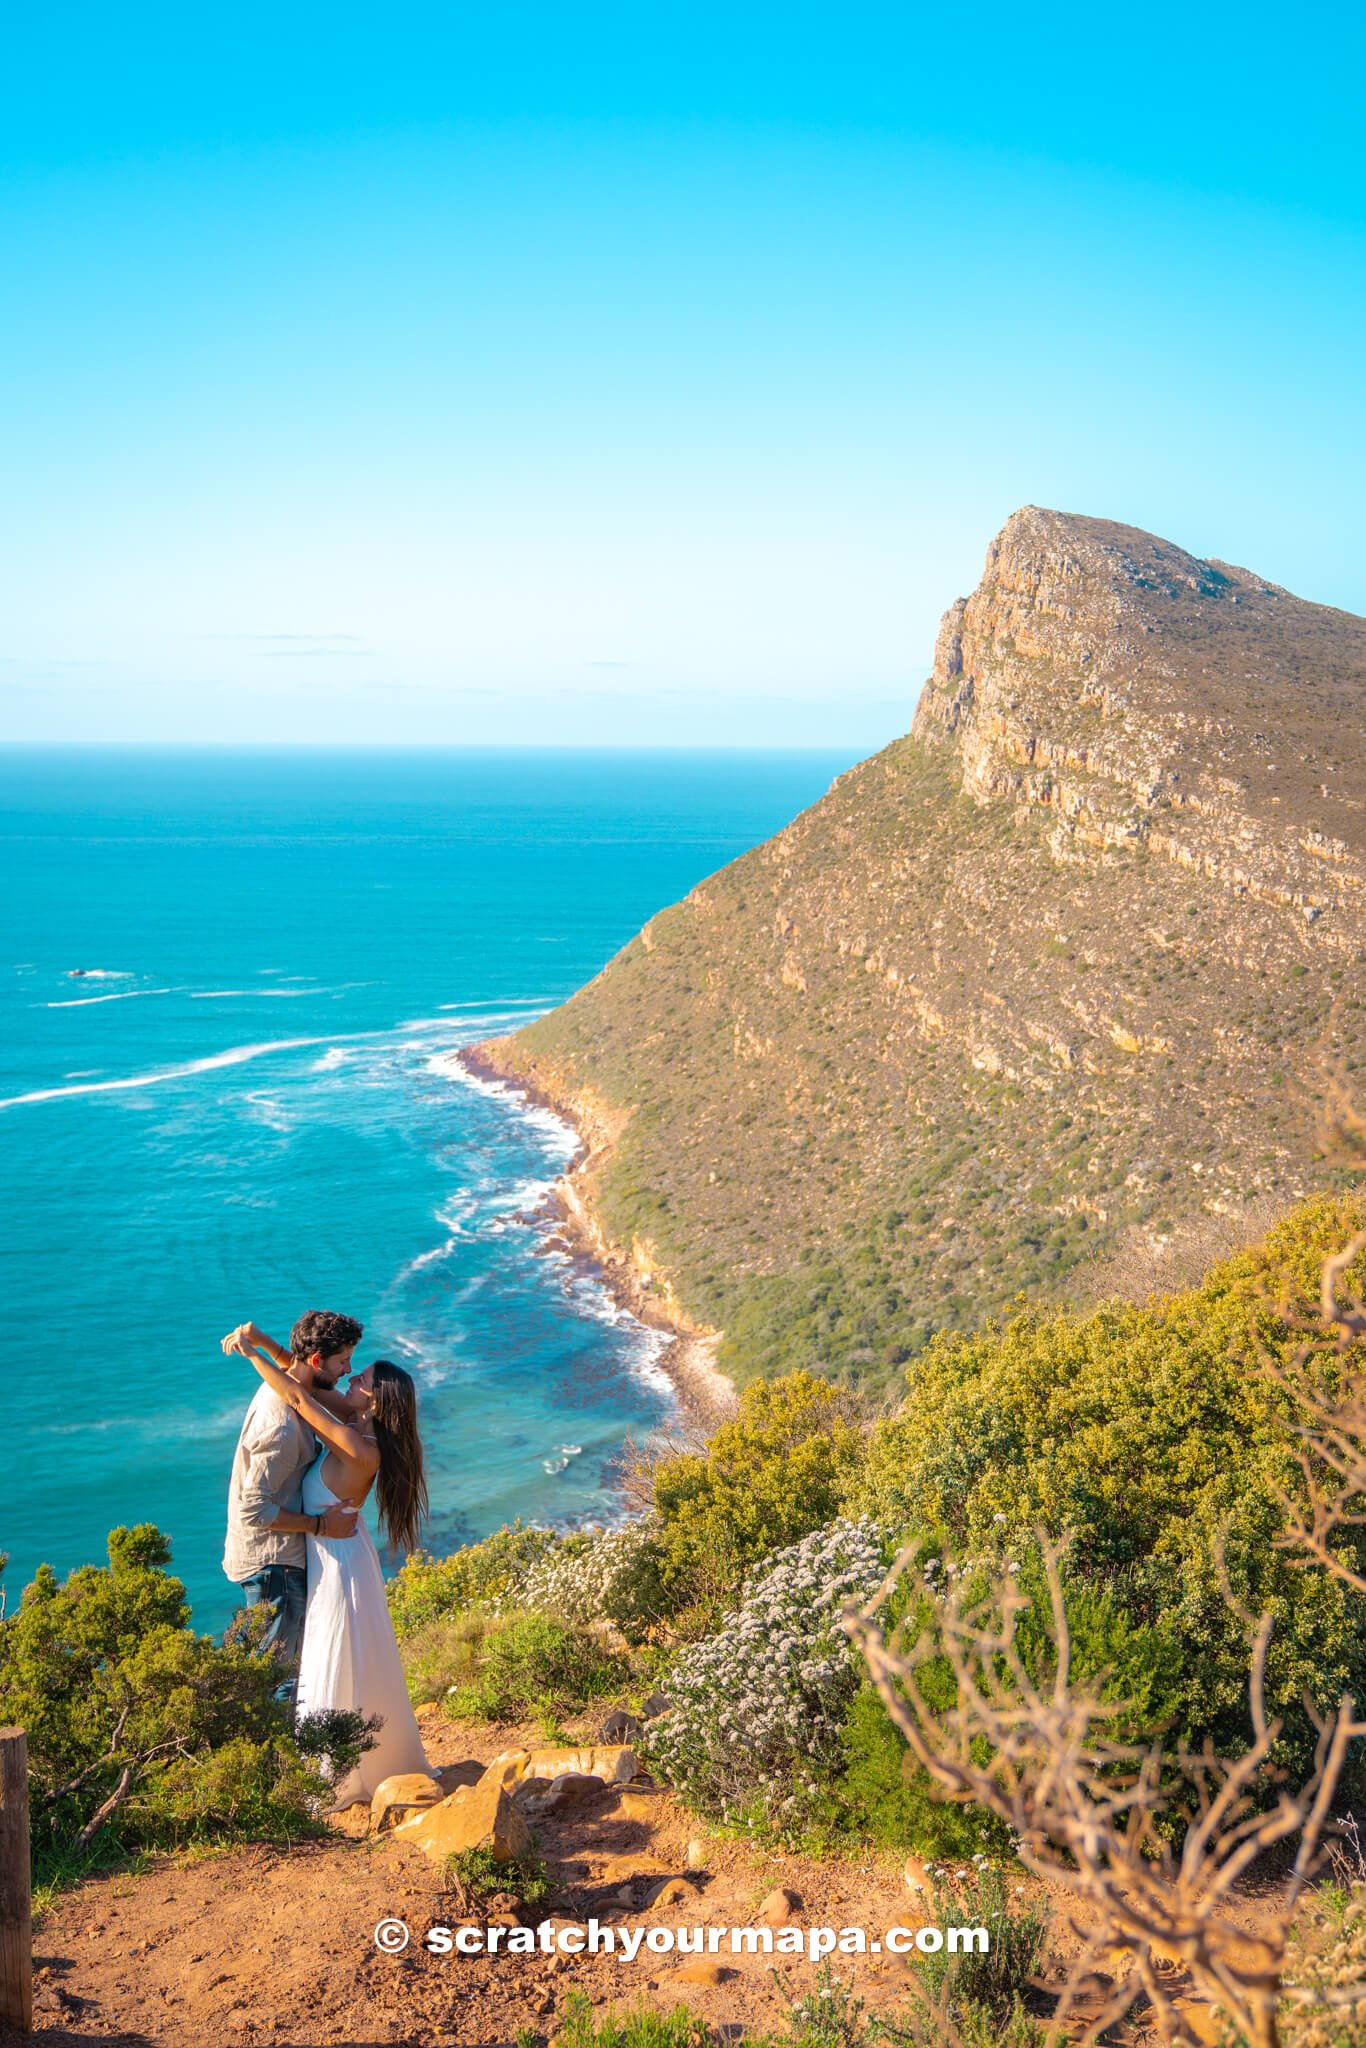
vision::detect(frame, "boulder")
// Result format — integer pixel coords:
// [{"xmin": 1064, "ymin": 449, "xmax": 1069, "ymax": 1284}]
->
[
  {"xmin": 758, "ymin": 1886, "xmax": 802, "ymax": 1927},
  {"xmin": 434, "ymin": 1762, "xmax": 480, "ymax": 1795},
  {"xmin": 370, "ymin": 1771, "xmax": 445, "ymax": 1833},
  {"xmin": 612, "ymin": 1790, "xmax": 662, "ymax": 1824},
  {"xmin": 670, "ymin": 1958, "xmax": 734, "ymax": 1986},
  {"xmin": 684, "ymin": 1839, "xmax": 708, "ymax": 1872},
  {"xmin": 647, "ymin": 1877, "xmax": 696, "ymax": 1910},
  {"xmin": 526, "ymin": 1743, "xmax": 639, "ymax": 1786},
  {"xmin": 642, "ymin": 1691, "xmax": 673, "ymax": 1719},
  {"xmin": 391, "ymin": 1776, "xmax": 531, "ymax": 1864},
  {"xmin": 478, "ymin": 1750, "xmax": 533, "ymax": 1794},
  {"xmin": 591, "ymin": 1705, "xmax": 643, "ymax": 1744},
  {"xmin": 540, "ymin": 1771, "xmax": 608, "ymax": 1814},
  {"xmin": 509, "ymin": 1774, "xmax": 556, "ymax": 1807}
]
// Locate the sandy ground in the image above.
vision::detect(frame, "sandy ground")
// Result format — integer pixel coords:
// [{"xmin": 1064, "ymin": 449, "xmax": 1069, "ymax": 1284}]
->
[
  {"xmin": 5, "ymin": 1700, "xmax": 1269, "ymax": 2048},
  {"xmin": 11, "ymin": 1710, "xmax": 933, "ymax": 2048}
]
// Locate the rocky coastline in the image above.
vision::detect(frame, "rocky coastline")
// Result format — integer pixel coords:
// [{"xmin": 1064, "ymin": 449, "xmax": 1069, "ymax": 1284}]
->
[{"xmin": 455, "ymin": 1041, "xmax": 739, "ymax": 1434}]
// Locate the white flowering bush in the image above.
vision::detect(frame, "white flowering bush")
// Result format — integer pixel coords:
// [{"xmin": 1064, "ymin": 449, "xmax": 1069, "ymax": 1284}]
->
[
  {"xmin": 642, "ymin": 1517, "xmax": 889, "ymax": 1837},
  {"xmin": 512, "ymin": 1519, "xmax": 664, "ymax": 1633}
]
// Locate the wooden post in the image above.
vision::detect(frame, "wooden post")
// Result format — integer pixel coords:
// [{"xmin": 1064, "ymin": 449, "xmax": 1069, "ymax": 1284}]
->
[{"xmin": 0, "ymin": 1727, "xmax": 32, "ymax": 2033}]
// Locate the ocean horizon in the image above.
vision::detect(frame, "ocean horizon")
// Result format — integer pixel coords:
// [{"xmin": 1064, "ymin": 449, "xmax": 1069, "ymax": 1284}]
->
[{"xmin": 0, "ymin": 744, "xmax": 860, "ymax": 1630}]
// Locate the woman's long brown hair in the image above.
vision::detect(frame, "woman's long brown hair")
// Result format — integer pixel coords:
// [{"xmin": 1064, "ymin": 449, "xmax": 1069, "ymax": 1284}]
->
[{"xmin": 370, "ymin": 1360, "xmax": 429, "ymax": 1559}]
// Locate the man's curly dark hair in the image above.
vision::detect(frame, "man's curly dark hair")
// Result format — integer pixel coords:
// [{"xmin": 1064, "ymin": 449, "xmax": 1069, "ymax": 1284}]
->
[{"xmin": 289, "ymin": 1309, "xmax": 363, "ymax": 1365}]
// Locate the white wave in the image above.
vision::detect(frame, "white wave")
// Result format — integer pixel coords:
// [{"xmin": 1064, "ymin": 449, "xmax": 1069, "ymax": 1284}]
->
[
  {"xmin": 242, "ymin": 1089, "xmax": 294, "ymax": 1132},
  {"xmin": 565, "ymin": 1280, "xmax": 637, "ymax": 1330},
  {"xmin": 190, "ymin": 987, "xmax": 327, "ymax": 1000},
  {"xmin": 434, "ymin": 1053, "xmax": 579, "ymax": 1155},
  {"xmin": 0, "ymin": 1035, "xmax": 327, "ymax": 1110},
  {"xmin": 402, "ymin": 1240, "xmax": 457, "ymax": 1275},
  {"xmin": 383, "ymin": 1333, "xmax": 427, "ymax": 1361},
  {"xmin": 47, "ymin": 987, "xmax": 173, "ymax": 1008},
  {"xmin": 398, "ymin": 1230, "xmax": 468, "ymax": 1277},
  {"xmin": 434, "ymin": 997, "xmax": 554, "ymax": 1013},
  {"xmin": 627, "ymin": 1329, "xmax": 675, "ymax": 1397},
  {"xmin": 391, "ymin": 1188, "xmax": 486, "ymax": 1280},
  {"xmin": 312, "ymin": 1048, "xmax": 350, "ymax": 1072},
  {"xmin": 487, "ymin": 1172, "xmax": 560, "ymax": 1213},
  {"xmin": 427, "ymin": 1049, "xmax": 479, "ymax": 1082},
  {"xmin": 64, "ymin": 969, "xmax": 132, "ymax": 980}
]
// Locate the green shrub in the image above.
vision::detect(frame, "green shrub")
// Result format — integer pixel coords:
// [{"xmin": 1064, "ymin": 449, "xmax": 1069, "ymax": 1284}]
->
[
  {"xmin": 441, "ymin": 1609, "xmax": 625, "ymax": 1722},
  {"xmin": 918, "ymin": 1865, "xmax": 1049, "ymax": 2031},
  {"xmin": 135, "ymin": 1734, "xmax": 325, "ymax": 1840},
  {"xmin": 849, "ymin": 1196, "xmax": 1366, "ymax": 1781},
  {"xmin": 388, "ymin": 1520, "xmax": 563, "ymax": 1639},
  {"xmin": 445, "ymin": 1841, "xmax": 552, "ymax": 1916},
  {"xmin": 643, "ymin": 1371, "xmax": 868, "ymax": 1624},
  {"xmin": 529, "ymin": 1990, "xmax": 716, "ymax": 2048},
  {"xmin": 399, "ymin": 1605, "xmax": 500, "ymax": 1705},
  {"xmin": 948, "ymin": 2000, "xmax": 1046, "ymax": 2048},
  {"xmin": 835, "ymin": 1682, "xmax": 1007, "ymax": 1861},
  {"xmin": 0, "ymin": 1526, "xmax": 331, "ymax": 1890},
  {"xmin": 771, "ymin": 1962, "xmax": 908, "ymax": 2046},
  {"xmin": 1275, "ymin": 1882, "xmax": 1366, "ymax": 2048}
]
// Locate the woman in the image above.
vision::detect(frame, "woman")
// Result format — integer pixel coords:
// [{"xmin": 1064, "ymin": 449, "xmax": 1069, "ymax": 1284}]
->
[{"xmin": 239, "ymin": 1342, "xmax": 433, "ymax": 1806}]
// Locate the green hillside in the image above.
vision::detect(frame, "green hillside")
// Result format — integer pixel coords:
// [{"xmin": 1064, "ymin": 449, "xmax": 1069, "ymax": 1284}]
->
[{"xmin": 483, "ymin": 509, "xmax": 1366, "ymax": 1392}]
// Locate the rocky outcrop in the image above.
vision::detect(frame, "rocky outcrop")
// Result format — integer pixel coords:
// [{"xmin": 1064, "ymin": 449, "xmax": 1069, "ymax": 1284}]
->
[
  {"xmin": 912, "ymin": 507, "xmax": 1366, "ymax": 934},
  {"xmin": 485, "ymin": 510, "xmax": 1366, "ymax": 1390}
]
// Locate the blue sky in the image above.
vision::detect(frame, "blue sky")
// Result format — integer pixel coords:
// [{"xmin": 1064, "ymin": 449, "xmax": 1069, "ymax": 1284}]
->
[{"xmin": 2, "ymin": 3, "xmax": 1363, "ymax": 746}]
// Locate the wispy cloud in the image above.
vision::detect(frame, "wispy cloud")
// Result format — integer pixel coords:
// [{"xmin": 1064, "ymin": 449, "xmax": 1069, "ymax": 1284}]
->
[
  {"xmin": 206, "ymin": 632, "xmax": 366, "ymax": 645},
  {"xmin": 203, "ymin": 632, "xmax": 372, "ymax": 657},
  {"xmin": 252, "ymin": 646, "xmax": 374, "ymax": 659},
  {"xmin": 0, "ymin": 656, "xmax": 111, "ymax": 669}
]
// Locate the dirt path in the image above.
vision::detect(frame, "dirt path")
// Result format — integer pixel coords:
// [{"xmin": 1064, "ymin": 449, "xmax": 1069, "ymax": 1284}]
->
[
  {"xmin": 12, "ymin": 1711, "xmax": 935, "ymax": 2048},
  {"xmin": 10, "ymin": 1705, "xmax": 1266, "ymax": 2047}
]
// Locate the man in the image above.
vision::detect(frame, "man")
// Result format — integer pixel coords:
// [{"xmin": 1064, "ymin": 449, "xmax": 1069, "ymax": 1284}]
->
[{"xmin": 221, "ymin": 1309, "xmax": 363, "ymax": 1699}]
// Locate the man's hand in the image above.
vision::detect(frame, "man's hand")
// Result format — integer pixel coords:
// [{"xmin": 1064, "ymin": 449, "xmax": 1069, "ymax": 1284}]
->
[
  {"xmin": 221, "ymin": 1321, "xmax": 258, "ymax": 1357},
  {"xmin": 317, "ymin": 1505, "xmax": 359, "ymax": 1540}
]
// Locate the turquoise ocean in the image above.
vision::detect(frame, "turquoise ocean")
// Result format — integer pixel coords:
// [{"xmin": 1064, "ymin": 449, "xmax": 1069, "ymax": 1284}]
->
[{"xmin": 0, "ymin": 746, "xmax": 855, "ymax": 1630}]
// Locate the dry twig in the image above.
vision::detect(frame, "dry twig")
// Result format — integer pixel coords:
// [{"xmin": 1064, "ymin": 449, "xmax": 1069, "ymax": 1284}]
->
[
  {"xmin": 1259, "ymin": 1227, "xmax": 1366, "ymax": 1595},
  {"xmin": 842, "ymin": 1536, "xmax": 1364, "ymax": 2048}
]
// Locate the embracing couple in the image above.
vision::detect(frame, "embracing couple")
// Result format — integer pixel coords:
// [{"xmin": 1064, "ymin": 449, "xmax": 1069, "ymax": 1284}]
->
[{"xmin": 220, "ymin": 1309, "xmax": 432, "ymax": 1806}]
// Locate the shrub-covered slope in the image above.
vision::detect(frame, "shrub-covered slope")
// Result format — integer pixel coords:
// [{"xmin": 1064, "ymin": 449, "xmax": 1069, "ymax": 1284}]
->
[{"xmin": 485, "ymin": 508, "xmax": 1366, "ymax": 1390}]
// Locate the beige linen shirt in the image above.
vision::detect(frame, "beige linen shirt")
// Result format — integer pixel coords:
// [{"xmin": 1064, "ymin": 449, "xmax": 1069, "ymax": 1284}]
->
[{"xmin": 222, "ymin": 1383, "xmax": 318, "ymax": 1583}]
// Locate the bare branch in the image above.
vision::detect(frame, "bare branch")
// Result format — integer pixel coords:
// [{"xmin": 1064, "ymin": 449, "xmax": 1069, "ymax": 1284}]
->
[
  {"xmin": 842, "ymin": 1533, "xmax": 1363, "ymax": 2048},
  {"xmin": 77, "ymin": 1764, "xmax": 133, "ymax": 1845}
]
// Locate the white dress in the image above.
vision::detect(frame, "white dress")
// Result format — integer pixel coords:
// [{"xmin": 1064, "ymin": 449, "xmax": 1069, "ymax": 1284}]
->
[{"xmin": 295, "ymin": 1448, "xmax": 432, "ymax": 1806}]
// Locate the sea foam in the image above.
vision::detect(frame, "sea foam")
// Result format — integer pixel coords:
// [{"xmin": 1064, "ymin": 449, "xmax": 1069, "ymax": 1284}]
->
[{"xmin": 0, "ymin": 1036, "xmax": 328, "ymax": 1109}]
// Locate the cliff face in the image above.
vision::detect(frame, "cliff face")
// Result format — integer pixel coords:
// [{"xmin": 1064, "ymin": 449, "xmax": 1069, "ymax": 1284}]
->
[
  {"xmin": 488, "ymin": 510, "xmax": 1366, "ymax": 1392},
  {"xmin": 914, "ymin": 508, "xmax": 1366, "ymax": 932}
]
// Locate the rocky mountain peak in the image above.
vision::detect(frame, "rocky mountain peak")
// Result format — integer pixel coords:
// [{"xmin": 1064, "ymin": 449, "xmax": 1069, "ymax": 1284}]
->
[
  {"xmin": 491, "ymin": 509, "xmax": 1366, "ymax": 1394},
  {"xmin": 913, "ymin": 507, "xmax": 1366, "ymax": 933}
]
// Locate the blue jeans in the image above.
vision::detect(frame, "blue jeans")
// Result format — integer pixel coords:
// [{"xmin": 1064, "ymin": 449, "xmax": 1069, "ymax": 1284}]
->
[{"xmin": 235, "ymin": 1562, "xmax": 308, "ymax": 1703}]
